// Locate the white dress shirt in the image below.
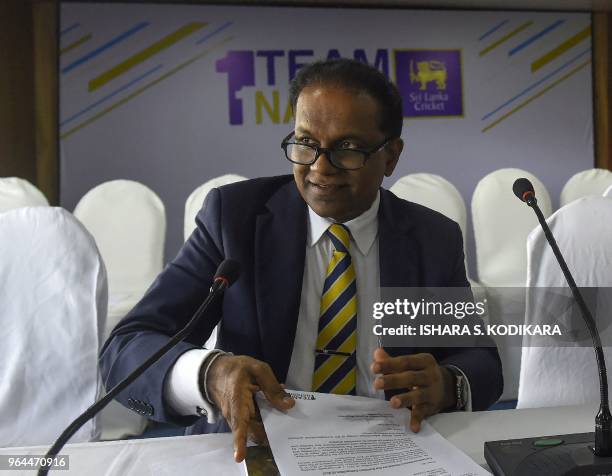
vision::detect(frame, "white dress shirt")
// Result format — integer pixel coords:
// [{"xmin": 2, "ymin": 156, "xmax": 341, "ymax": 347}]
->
[
  {"xmin": 164, "ymin": 191, "xmax": 471, "ymax": 419},
  {"xmin": 285, "ymin": 191, "xmax": 383, "ymax": 398}
]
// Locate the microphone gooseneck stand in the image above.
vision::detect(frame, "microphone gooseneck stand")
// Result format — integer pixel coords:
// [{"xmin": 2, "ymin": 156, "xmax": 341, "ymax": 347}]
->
[
  {"xmin": 37, "ymin": 259, "xmax": 241, "ymax": 476},
  {"xmin": 484, "ymin": 180, "xmax": 612, "ymax": 475},
  {"xmin": 515, "ymin": 179, "xmax": 612, "ymax": 457}
]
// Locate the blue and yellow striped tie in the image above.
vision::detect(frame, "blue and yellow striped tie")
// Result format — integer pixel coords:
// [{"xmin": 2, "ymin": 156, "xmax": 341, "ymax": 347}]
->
[{"xmin": 312, "ymin": 224, "xmax": 357, "ymax": 395}]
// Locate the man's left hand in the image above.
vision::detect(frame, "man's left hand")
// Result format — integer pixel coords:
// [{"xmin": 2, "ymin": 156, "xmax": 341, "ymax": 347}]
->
[{"xmin": 371, "ymin": 348, "xmax": 455, "ymax": 433}]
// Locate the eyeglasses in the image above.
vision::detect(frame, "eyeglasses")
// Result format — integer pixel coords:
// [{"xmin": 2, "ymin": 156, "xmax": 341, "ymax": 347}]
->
[{"xmin": 281, "ymin": 131, "xmax": 394, "ymax": 171}]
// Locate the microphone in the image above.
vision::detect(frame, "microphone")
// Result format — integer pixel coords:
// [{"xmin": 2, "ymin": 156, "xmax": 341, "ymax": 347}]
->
[
  {"xmin": 37, "ymin": 259, "xmax": 241, "ymax": 476},
  {"xmin": 512, "ymin": 177, "xmax": 536, "ymax": 206},
  {"xmin": 211, "ymin": 259, "xmax": 241, "ymax": 292},
  {"xmin": 484, "ymin": 179, "xmax": 612, "ymax": 475}
]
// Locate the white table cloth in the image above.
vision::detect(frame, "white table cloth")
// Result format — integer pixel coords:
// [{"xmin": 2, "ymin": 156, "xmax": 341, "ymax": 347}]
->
[{"xmin": 0, "ymin": 404, "xmax": 598, "ymax": 475}]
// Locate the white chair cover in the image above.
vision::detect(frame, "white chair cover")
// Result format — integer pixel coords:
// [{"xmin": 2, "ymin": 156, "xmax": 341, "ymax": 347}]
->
[
  {"xmin": 74, "ymin": 180, "xmax": 166, "ymax": 439},
  {"xmin": 472, "ymin": 168, "xmax": 552, "ymax": 288},
  {"xmin": 390, "ymin": 173, "xmax": 486, "ymax": 308},
  {"xmin": 560, "ymin": 169, "xmax": 612, "ymax": 207},
  {"xmin": 604, "ymin": 184, "xmax": 612, "ymax": 198},
  {"xmin": 0, "ymin": 177, "xmax": 48, "ymax": 213},
  {"xmin": 517, "ymin": 197, "xmax": 612, "ymax": 408},
  {"xmin": 0, "ymin": 207, "xmax": 107, "ymax": 447},
  {"xmin": 390, "ymin": 173, "xmax": 467, "ymax": 241},
  {"xmin": 74, "ymin": 180, "xmax": 166, "ymax": 335},
  {"xmin": 472, "ymin": 168, "xmax": 552, "ymax": 401},
  {"xmin": 184, "ymin": 174, "xmax": 247, "ymax": 241}
]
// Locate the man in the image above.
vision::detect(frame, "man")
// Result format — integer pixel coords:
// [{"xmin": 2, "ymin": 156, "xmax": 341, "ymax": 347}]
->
[{"xmin": 100, "ymin": 58, "xmax": 503, "ymax": 463}]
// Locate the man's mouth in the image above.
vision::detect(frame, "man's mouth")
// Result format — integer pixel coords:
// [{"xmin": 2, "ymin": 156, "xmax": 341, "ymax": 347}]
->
[{"xmin": 309, "ymin": 181, "xmax": 346, "ymax": 190}]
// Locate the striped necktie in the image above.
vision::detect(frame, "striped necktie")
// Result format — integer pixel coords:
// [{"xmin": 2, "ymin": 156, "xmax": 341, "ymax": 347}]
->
[{"xmin": 312, "ymin": 223, "xmax": 357, "ymax": 395}]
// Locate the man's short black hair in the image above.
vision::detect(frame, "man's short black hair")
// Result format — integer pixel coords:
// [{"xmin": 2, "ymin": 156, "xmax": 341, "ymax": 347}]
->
[{"xmin": 289, "ymin": 58, "xmax": 403, "ymax": 139}]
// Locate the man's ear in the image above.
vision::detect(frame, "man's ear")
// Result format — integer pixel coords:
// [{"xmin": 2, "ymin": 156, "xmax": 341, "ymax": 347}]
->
[{"xmin": 384, "ymin": 138, "xmax": 404, "ymax": 177}]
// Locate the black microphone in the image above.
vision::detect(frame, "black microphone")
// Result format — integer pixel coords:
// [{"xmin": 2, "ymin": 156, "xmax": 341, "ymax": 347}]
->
[
  {"xmin": 512, "ymin": 177, "xmax": 537, "ymax": 207},
  {"xmin": 211, "ymin": 259, "xmax": 241, "ymax": 292},
  {"xmin": 484, "ymin": 179, "xmax": 612, "ymax": 475},
  {"xmin": 37, "ymin": 259, "xmax": 241, "ymax": 476}
]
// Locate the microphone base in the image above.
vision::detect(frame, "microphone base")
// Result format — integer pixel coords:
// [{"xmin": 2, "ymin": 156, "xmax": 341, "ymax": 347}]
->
[{"xmin": 485, "ymin": 432, "xmax": 612, "ymax": 475}]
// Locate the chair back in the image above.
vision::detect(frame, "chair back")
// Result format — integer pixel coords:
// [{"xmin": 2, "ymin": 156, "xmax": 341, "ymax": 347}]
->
[
  {"xmin": 0, "ymin": 207, "xmax": 107, "ymax": 446},
  {"xmin": 74, "ymin": 180, "xmax": 165, "ymax": 336},
  {"xmin": 390, "ymin": 173, "xmax": 467, "ymax": 239},
  {"xmin": 472, "ymin": 168, "xmax": 552, "ymax": 401},
  {"xmin": 560, "ymin": 169, "xmax": 612, "ymax": 207},
  {"xmin": 518, "ymin": 197, "xmax": 612, "ymax": 408},
  {"xmin": 472, "ymin": 168, "xmax": 552, "ymax": 287},
  {"xmin": 184, "ymin": 174, "xmax": 247, "ymax": 241},
  {"xmin": 0, "ymin": 177, "xmax": 48, "ymax": 213}
]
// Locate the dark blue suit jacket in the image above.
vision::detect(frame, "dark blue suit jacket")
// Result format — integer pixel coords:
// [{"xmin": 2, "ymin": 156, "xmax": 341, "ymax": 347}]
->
[{"xmin": 99, "ymin": 175, "xmax": 503, "ymax": 434}]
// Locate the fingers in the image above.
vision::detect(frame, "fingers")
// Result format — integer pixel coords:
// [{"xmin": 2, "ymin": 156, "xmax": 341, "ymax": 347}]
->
[
  {"xmin": 389, "ymin": 388, "xmax": 436, "ymax": 433},
  {"xmin": 230, "ymin": 384, "xmax": 260, "ymax": 463},
  {"xmin": 205, "ymin": 355, "xmax": 294, "ymax": 463},
  {"xmin": 371, "ymin": 350, "xmax": 435, "ymax": 375},
  {"xmin": 251, "ymin": 361, "xmax": 295, "ymax": 411},
  {"xmin": 372, "ymin": 347, "xmax": 390, "ymax": 364},
  {"xmin": 410, "ymin": 404, "xmax": 426, "ymax": 433},
  {"xmin": 245, "ymin": 384, "xmax": 259, "ymax": 419},
  {"xmin": 374, "ymin": 370, "xmax": 430, "ymax": 391},
  {"xmin": 232, "ymin": 416, "xmax": 249, "ymax": 462},
  {"xmin": 389, "ymin": 387, "xmax": 428, "ymax": 409},
  {"xmin": 389, "ymin": 389, "xmax": 429, "ymax": 433},
  {"xmin": 228, "ymin": 387, "xmax": 255, "ymax": 462},
  {"xmin": 371, "ymin": 351, "xmax": 446, "ymax": 434}
]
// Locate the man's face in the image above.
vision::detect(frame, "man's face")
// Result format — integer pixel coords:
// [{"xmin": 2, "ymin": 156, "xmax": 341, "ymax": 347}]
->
[{"xmin": 292, "ymin": 84, "xmax": 403, "ymax": 223}]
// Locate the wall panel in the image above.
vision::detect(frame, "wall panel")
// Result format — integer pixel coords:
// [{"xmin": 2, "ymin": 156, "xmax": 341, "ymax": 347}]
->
[
  {"xmin": 59, "ymin": 4, "xmax": 596, "ymax": 263},
  {"xmin": 0, "ymin": 1, "xmax": 36, "ymax": 183}
]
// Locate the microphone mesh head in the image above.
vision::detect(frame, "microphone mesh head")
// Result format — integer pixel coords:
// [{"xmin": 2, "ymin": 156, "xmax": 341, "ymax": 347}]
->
[
  {"xmin": 513, "ymin": 178, "xmax": 535, "ymax": 202},
  {"xmin": 214, "ymin": 259, "xmax": 241, "ymax": 287}
]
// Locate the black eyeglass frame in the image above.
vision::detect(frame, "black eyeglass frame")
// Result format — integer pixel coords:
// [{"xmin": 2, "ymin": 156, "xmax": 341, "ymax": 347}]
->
[{"xmin": 280, "ymin": 131, "xmax": 396, "ymax": 171}]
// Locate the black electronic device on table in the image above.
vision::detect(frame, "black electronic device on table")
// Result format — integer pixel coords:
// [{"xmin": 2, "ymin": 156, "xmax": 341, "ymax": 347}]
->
[
  {"xmin": 483, "ymin": 179, "xmax": 612, "ymax": 476},
  {"xmin": 485, "ymin": 432, "xmax": 612, "ymax": 475}
]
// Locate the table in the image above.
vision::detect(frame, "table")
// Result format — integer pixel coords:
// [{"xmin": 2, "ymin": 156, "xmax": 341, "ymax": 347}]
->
[{"xmin": 0, "ymin": 404, "xmax": 598, "ymax": 475}]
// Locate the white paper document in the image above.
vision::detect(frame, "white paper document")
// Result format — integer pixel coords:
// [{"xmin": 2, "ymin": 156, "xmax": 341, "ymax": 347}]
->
[{"xmin": 257, "ymin": 390, "xmax": 490, "ymax": 476}]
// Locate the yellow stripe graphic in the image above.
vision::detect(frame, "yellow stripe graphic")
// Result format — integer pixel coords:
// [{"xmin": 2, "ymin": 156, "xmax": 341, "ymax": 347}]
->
[
  {"xmin": 316, "ymin": 297, "xmax": 357, "ymax": 349},
  {"xmin": 60, "ymin": 36, "xmax": 232, "ymax": 140},
  {"xmin": 479, "ymin": 21, "xmax": 533, "ymax": 57},
  {"xmin": 60, "ymin": 34, "xmax": 92, "ymax": 55},
  {"xmin": 531, "ymin": 25, "xmax": 591, "ymax": 72},
  {"xmin": 482, "ymin": 59, "xmax": 590, "ymax": 133},
  {"xmin": 88, "ymin": 22, "xmax": 206, "ymax": 92}
]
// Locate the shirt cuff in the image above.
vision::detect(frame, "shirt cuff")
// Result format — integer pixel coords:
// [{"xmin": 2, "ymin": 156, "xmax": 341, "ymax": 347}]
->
[
  {"xmin": 445, "ymin": 364, "xmax": 472, "ymax": 412},
  {"xmin": 164, "ymin": 348, "xmax": 224, "ymax": 422}
]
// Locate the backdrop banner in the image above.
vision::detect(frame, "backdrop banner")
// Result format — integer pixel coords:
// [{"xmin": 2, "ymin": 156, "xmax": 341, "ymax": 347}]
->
[{"xmin": 59, "ymin": 4, "xmax": 594, "ymax": 262}]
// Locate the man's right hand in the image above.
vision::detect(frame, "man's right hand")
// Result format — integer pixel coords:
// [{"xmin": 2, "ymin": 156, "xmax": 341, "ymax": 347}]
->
[{"xmin": 205, "ymin": 355, "xmax": 295, "ymax": 463}]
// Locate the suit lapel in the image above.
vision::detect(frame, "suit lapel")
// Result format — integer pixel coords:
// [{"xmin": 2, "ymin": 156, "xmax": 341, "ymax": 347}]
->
[
  {"xmin": 255, "ymin": 180, "xmax": 307, "ymax": 382},
  {"xmin": 378, "ymin": 189, "xmax": 418, "ymax": 288},
  {"xmin": 378, "ymin": 190, "xmax": 419, "ymax": 399}
]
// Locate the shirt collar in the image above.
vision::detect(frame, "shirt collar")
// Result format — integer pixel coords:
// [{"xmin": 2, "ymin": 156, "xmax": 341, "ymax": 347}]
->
[{"xmin": 308, "ymin": 191, "xmax": 380, "ymax": 255}]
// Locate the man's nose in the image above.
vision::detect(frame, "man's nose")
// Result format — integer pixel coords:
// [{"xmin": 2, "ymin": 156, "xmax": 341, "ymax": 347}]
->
[{"xmin": 310, "ymin": 150, "xmax": 337, "ymax": 175}]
